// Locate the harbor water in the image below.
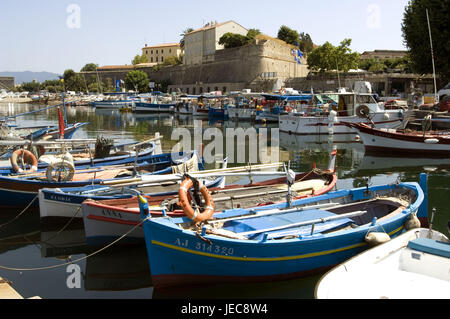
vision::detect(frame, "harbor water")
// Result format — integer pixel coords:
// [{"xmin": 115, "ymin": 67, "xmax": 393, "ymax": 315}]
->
[{"xmin": 0, "ymin": 102, "xmax": 449, "ymax": 299}]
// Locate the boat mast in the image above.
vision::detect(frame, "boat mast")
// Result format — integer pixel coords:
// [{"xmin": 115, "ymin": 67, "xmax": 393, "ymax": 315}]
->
[{"xmin": 426, "ymin": 9, "xmax": 438, "ymax": 103}]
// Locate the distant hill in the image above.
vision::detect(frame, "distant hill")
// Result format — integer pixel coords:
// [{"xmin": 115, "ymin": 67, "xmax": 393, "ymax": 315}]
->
[{"xmin": 0, "ymin": 71, "xmax": 61, "ymax": 84}]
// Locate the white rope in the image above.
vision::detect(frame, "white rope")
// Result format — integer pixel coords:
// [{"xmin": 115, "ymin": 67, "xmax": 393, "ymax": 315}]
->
[{"xmin": 0, "ymin": 216, "xmax": 151, "ymax": 271}]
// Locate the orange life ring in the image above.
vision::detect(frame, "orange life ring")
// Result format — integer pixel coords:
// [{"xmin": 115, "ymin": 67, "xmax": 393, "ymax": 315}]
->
[
  {"xmin": 10, "ymin": 149, "xmax": 38, "ymax": 173},
  {"xmin": 178, "ymin": 177, "xmax": 214, "ymax": 222}
]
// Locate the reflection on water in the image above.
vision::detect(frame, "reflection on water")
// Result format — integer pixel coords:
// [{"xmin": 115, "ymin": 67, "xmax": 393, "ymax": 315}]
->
[{"xmin": 0, "ymin": 102, "xmax": 449, "ymax": 299}]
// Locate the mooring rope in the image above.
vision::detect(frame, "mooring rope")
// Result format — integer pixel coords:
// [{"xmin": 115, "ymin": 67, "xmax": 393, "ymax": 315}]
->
[
  {"xmin": 0, "ymin": 216, "xmax": 151, "ymax": 271},
  {"xmin": 0, "ymin": 195, "xmax": 38, "ymax": 229}
]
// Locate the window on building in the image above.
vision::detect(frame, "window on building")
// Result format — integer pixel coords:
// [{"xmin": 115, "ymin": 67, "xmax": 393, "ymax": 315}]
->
[
  {"xmin": 207, "ymin": 87, "xmax": 210, "ymax": 92},
  {"xmin": 156, "ymin": 50, "xmax": 158, "ymax": 54},
  {"xmin": 162, "ymin": 49, "xmax": 164, "ymax": 54},
  {"xmin": 151, "ymin": 50, "xmax": 153, "ymax": 54},
  {"xmin": 200, "ymin": 87, "xmax": 204, "ymax": 94},
  {"xmin": 169, "ymin": 49, "xmax": 172, "ymax": 53},
  {"xmin": 151, "ymin": 57, "xmax": 153, "ymax": 62},
  {"xmin": 146, "ymin": 50, "xmax": 148, "ymax": 54},
  {"xmin": 161, "ymin": 56, "xmax": 164, "ymax": 62},
  {"xmin": 156, "ymin": 57, "xmax": 158, "ymax": 62}
]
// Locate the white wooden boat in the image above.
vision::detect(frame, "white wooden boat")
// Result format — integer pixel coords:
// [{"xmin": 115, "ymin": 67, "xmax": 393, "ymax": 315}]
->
[
  {"xmin": 279, "ymin": 91, "xmax": 410, "ymax": 135},
  {"xmin": 347, "ymin": 122, "xmax": 450, "ymax": 156},
  {"xmin": 315, "ymin": 227, "xmax": 450, "ymax": 299}
]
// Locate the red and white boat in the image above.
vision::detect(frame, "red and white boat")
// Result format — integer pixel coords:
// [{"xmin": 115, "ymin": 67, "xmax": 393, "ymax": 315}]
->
[{"xmin": 346, "ymin": 122, "xmax": 450, "ymax": 156}]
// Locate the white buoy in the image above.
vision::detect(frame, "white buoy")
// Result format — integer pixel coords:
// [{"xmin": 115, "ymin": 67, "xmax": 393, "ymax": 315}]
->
[
  {"xmin": 424, "ymin": 138, "xmax": 439, "ymax": 144},
  {"xmin": 365, "ymin": 232, "xmax": 391, "ymax": 246}
]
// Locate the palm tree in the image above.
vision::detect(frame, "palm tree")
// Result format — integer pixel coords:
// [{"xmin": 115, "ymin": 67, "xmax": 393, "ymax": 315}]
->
[{"xmin": 180, "ymin": 27, "xmax": 194, "ymax": 48}]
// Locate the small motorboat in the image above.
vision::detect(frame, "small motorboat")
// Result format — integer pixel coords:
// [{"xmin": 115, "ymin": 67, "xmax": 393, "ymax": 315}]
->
[{"xmin": 315, "ymin": 226, "xmax": 450, "ymax": 299}]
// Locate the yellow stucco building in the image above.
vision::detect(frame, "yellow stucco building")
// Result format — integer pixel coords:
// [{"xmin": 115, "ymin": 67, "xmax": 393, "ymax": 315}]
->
[{"xmin": 142, "ymin": 43, "xmax": 182, "ymax": 65}]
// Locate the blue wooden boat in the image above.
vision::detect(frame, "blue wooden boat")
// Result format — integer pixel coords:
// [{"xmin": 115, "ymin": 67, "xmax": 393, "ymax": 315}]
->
[
  {"xmin": 0, "ymin": 150, "xmax": 199, "ymax": 209},
  {"xmin": 139, "ymin": 176, "xmax": 427, "ymax": 288},
  {"xmin": 133, "ymin": 101, "xmax": 176, "ymax": 113},
  {"xmin": 0, "ymin": 139, "xmax": 158, "ymax": 175}
]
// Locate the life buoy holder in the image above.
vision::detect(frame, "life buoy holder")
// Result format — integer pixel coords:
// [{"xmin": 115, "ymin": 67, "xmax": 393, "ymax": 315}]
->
[
  {"xmin": 178, "ymin": 176, "xmax": 214, "ymax": 223},
  {"xmin": 46, "ymin": 160, "xmax": 75, "ymax": 182},
  {"xmin": 10, "ymin": 149, "xmax": 38, "ymax": 173},
  {"xmin": 355, "ymin": 105, "xmax": 370, "ymax": 118}
]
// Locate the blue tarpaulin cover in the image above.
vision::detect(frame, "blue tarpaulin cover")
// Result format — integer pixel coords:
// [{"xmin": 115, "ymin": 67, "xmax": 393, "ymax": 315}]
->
[{"xmin": 223, "ymin": 209, "xmax": 354, "ymax": 240}]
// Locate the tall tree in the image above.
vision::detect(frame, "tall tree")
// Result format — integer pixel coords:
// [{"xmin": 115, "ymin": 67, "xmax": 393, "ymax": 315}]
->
[
  {"xmin": 246, "ymin": 28, "xmax": 261, "ymax": 42},
  {"xmin": 80, "ymin": 63, "xmax": 98, "ymax": 72},
  {"xmin": 401, "ymin": 0, "xmax": 450, "ymax": 83},
  {"xmin": 132, "ymin": 54, "xmax": 148, "ymax": 65},
  {"xmin": 307, "ymin": 39, "xmax": 360, "ymax": 73},
  {"xmin": 299, "ymin": 32, "xmax": 314, "ymax": 54},
  {"xmin": 63, "ymin": 69, "xmax": 84, "ymax": 91},
  {"xmin": 218, "ymin": 33, "xmax": 249, "ymax": 48},
  {"xmin": 277, "ymin": 25, "xmax": 300, "ymax": 46},
  {"xmin": 180, "ymin": 27, "xmax": 194, "ymax": 47},
  {"xmin": 124, "ymin": 70, "xmax": 149, "ymax": 93}
]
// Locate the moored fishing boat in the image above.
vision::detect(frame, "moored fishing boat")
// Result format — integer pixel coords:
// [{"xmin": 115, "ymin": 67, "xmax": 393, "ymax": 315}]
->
[
  {"xmin": 139, "ymin": 174, "xmax": 426, "ymax": 288},
  {"xmin": 132, "ymin": 93, "xmax": 176, "ymax": 113},
  {"xmin": 81, "ymin": 156, "xmax": 336, "ymax": 245},
  {"xmin": 0, "ymin": 150, "xmax": 199, "ymax": 210},
  {"xmin": 279, "ymin": 89, "xmax": 410, "ymax": 135},
  {"xmin": 315, "ymin": 226, "xmax": 450, "ymax": 299},
  {"xmin": 346, "ymin": 122, "xmax": 450, "ymax": 156},
  {"xmin": 257, "ymin": 92, "xmax": 313, "ymax": 123},
  {"xmin": 0, "ymin": 136, "xmax": 161, "ymax": 175},
  {"xmin": 37, "ymin": 150, "xmax": 201, "ymax": 223}
]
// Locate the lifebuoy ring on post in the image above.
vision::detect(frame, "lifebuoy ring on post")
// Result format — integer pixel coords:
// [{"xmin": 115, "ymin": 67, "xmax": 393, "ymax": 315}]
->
[
  {"xmin": 178, "ymin": 176, "xmax": 214, "ymax": 223},
  {"xmin": 10, "ymin": 149, "xmax": 38, "ymax": 173}
]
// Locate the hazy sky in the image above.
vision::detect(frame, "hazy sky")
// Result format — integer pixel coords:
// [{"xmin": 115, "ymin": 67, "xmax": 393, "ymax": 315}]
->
[{"xmin": 0, "ymin": 0, "xmax": 410, "ymax": 74}]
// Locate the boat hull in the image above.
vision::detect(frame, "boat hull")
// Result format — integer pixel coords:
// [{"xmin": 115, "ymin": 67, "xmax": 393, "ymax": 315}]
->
[
  {"xmin": 315, "ymin": 228, "xmax": 450, "ymax": 299},
  {"xmin": 349, "ymin": 123, "xmax": 450, "ymax": 156},
  {"xmin": 133, "ymin": 102, "xmax": 175, "ymax": 113}
]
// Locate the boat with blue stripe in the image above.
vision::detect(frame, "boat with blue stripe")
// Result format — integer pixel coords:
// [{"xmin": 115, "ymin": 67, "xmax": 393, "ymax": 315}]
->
[
  {"xmin": 38, "ymin": 151, "xmax": 204, "ymax": 223},
  {"xmin": 0, "ymin": 138, "xmax": 159, "ymax": 175},
  {"xmin": 139, "ymin": 175, "xmax": 427, "ymax": 288},
  {"xmin": 0, "ymin": 150, "xmax": 199, "ymax": 210}
]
